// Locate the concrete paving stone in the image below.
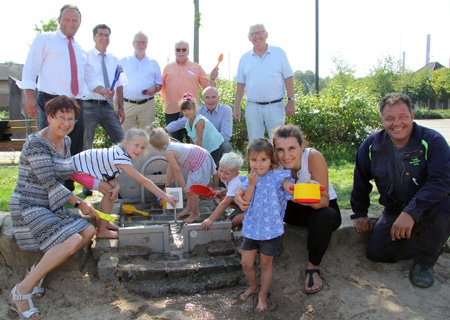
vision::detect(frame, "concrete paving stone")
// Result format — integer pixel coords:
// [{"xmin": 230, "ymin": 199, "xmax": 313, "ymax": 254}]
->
[
  {"xmin": 91, "ymin": 238, "xmax": 118, "ymax": 263},
  {"xmin": 222, "ymin": 257, "xmax": 242, "ymax": 271},
  {"xmin": 132, "ymin": 260, "xmax": 167, "ymax": 281},
  {"xmin": 205, "ymin": 240, "xmax": 236, "ymax": 256},
  {"xmin": 202, "ymin": 270, "xmax": 244, "ymax": 291},
  {"xmin": 121, "ymin": 245, "xmax": 151, "ymax": 261},
  {"xmin": 117, "ymin": 256, "xmax": 167, "ymax": 281},
  {"xmin": 153, "ymin": 253, "xmax": 181, "ymax": 261},
  {"xmin": 195, "ymin": 257, "xmax": 227, "ymax": 274},
  {"xmin": 97, "ymin": 254, "xmax": 120, "ymax": 283},
  {"xmin": 166, "ymin": 260, "xmax": 198, "ymax": 278}
]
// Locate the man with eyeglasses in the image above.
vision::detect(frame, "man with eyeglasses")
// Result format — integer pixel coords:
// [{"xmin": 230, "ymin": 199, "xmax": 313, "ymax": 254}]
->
[
  {"xmin": 161, "ymin": 40, "xmax": 218, "ymax": 142},
  {"xmin": 233, "ymin": 24, "xmax": 295, "ymax": 141},
  {"xmin": 19, "ymin": 4, "xmax": 87, "ymax": 191},
  {"xmin": 81, "ymin": 24, "xmax": 126, "ymax": 195},
  {"xmin": 120, "ymin": 31, "xmax": 162, "ymax": 133}
]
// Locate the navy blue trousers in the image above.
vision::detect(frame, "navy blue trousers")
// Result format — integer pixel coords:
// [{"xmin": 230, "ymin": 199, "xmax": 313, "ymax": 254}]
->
[{"xmin": 366, "ymin": 198, "xmax": 450, "ymax": 268}]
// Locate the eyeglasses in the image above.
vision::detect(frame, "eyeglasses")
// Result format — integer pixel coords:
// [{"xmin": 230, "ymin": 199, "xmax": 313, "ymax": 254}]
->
[
  {"xmin": 95, "ymin": 33, "xmax": 110, "ymax": 38},
  {"xmin": 250, "ymin": 30, "xmax": 266, "ymax": 38},
  {"xmin": 54, "ymin": 115, "xmax": 77, "ymax": 124},
  {"xmin": 134, "ymin": 41, "xmax": 147, "ymax": 45},
  {"xmin": 176, "ymin": 48, "xmax": 187, "ymax": 52}
]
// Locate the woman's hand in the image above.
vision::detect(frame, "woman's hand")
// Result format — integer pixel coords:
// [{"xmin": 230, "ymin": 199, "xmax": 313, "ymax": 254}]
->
[
  {"xmin": 234, "ymin": 186, "xmax": 250, "ymax": 211},
  {"xmin": 283, "ymin": 178, "xmax": 294, "ymax": 194},
  {"xmin": 80, "ymin": 200, "xmax": 97, "ymax": 218}
]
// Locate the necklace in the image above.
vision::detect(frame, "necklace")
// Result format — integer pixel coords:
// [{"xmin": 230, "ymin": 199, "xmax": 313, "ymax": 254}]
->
[{"xmin": 47, "ymin": 128, "xmax": 64, "ymax": 155}]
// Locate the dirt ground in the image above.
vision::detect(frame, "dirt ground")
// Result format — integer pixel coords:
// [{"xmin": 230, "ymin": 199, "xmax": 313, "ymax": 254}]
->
[{"xmin": 1, "ymin": 231, "xmax": 449, "ymax": 320}]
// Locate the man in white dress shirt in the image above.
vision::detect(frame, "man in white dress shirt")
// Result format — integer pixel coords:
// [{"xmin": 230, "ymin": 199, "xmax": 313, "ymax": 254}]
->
[
  {"xmin": 120, "ymin": 31, "xmax": 162, "ymax": 133},
  {"xmin": 20, "ymin": 4, "xmax": 86, "ymax": 190}
]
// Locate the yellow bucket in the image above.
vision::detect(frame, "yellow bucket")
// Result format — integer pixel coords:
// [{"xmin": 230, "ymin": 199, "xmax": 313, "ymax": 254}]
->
[{"xmin": 290, "ymin": 183, "xmax": 326, "ymax": 204}]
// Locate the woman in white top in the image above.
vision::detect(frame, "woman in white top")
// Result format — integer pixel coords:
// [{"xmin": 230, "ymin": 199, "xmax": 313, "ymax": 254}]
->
[{"xmin": 236, "ymin": 124, "xmax": 342, "ymax": 295}]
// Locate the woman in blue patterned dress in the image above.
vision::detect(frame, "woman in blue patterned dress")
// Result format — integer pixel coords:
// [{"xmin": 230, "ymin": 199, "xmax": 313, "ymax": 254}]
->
[{"xmin": 9, "ymin": 96, "xmax": 97, "ymax": 319}]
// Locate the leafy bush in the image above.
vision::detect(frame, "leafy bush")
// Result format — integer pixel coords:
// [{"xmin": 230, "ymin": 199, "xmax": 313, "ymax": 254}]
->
[
  {"xmin": 94, "ymin": 78, "xmax": 450, "ymax": 155},
  {"xmin": 290, "ymin": 86, "xmax": 381, "ymax": 151},
  {"xmin": 413, "ymin": 107, "xmax": 444, "ymax": 119}
]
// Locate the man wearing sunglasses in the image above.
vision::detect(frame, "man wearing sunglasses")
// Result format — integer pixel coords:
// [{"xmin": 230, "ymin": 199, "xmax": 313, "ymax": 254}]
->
[
  {"xmin": 233, "ymin": 24, "xmax": 295, "ymax": 142},
  {"xmin": 161, "ymin": 41, "xmax": 218, "ymax": 142}
]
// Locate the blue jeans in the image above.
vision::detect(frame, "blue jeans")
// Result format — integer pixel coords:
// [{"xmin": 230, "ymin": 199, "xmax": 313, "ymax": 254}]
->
[
  {"xmin": 82, "ymin": 101, "xmax": 124, "ymax": 150},
  {"xmin": 245, "ymin": 101, "xmax": 285, "ymax": 141}
]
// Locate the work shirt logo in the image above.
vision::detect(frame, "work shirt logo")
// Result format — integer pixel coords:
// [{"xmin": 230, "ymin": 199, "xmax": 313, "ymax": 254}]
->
[{"xmin": 409, "ymin": 157, "xmax": 421, "ymax": 166}]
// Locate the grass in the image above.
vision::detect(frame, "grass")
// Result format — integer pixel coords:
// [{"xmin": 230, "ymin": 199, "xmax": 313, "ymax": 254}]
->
[
  {"xmin": 0, "ymin": 150, "xmax": 383, "ymax": 216},
  {"xmin": 0, "ymin": 164, "xmax": 102, "ymax": 212}
]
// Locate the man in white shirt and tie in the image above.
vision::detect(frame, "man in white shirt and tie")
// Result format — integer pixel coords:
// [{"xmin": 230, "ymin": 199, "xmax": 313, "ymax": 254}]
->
[{"xmin": 20, "ymin": 4, "xmax": 86, "ymax": 190}]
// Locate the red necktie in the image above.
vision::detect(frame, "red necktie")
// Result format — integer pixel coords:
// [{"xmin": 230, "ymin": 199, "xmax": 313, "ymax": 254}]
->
[{"xmin": 68, "ymin": 36, "xmax": 79, "ymax": 96}]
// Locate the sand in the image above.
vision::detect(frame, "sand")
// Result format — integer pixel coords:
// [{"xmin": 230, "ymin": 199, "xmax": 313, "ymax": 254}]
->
[{"xmin": 1, "ymin": 232, "xmax": 449, "ymax": 320}]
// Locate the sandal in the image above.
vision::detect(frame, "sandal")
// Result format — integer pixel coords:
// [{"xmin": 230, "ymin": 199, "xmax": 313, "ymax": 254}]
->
[
  {"xmin": 26, "ymin": 263, "xmax": 45, "ymax": 299},
  {"xmin": 10, "ymin": 284, "xmax": 42, "ymax": 319},
  {"xmin": 305, "ymin": 269, "xmax": 323, "ymax": 294}
]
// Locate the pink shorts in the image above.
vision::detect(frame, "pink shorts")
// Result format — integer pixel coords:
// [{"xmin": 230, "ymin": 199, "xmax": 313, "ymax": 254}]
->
[{"xmin": 70, "ymin": 172, "xmax": 101, "ymax": 190}]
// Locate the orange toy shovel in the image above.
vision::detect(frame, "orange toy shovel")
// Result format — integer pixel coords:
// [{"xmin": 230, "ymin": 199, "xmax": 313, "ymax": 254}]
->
[{"xmin": 215, "ymin": 53, "xmax": 223, "ymax": 70}]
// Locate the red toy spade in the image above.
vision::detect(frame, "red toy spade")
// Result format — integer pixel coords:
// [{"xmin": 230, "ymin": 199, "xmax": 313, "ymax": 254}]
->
[
  {"xmin": 190, "ymin": 184, "xmax": 219, "ymax": 198},
  {"xmin": 214, "ymin": 53, "xmax": 223, "ymax": 70}
]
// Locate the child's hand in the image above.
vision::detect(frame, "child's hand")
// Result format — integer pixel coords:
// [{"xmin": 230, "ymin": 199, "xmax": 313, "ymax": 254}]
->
[
  {"xmin": 165, "ymin": 194, "xmax": 178, "ymax": 207},
  {"xmin": 212, "ymin": 189, "xmax": 224, "ymax": 199},
  {"xmin": 107, "ymin": 184, "xmax": 121, "ymax": 200},
  {"xmin": 247, "ymin": 169, "xmax": 258, "ymax": 185},
  {"xmin": 201, "ymin": 218, "xmax": 213, "ymax": 230},
  {"xmin": 183, "ymin": 187, "xmax": 191, "ymax": 197}
]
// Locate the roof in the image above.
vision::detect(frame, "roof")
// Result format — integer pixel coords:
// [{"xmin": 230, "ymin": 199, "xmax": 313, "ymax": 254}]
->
[
  {"xmin": 0, "ymin": 63, "xmax": 23, "ymax": 81},
  {"xmin": 416, "ymin": 61, "xmax": 446, "ymax": 72}
]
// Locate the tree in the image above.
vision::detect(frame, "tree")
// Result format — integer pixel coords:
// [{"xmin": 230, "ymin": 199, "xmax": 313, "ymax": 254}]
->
[
  {"xmin": 193, "ymin": 0, "xmax": 200, "ymax": 63},
  {"xmin": 363, "ymin": 55, "xmax": 402, "ymax": 99},
  {"xmin": 430, "ymin": 68, "xmax": 450, "ymax": 103},
  {"xmin": 294, "ymin": 70, "xmax": 315, "ymax": 95},
  {"xmin": 34, "ymin": 18, "xmax": 58, "ymax": 34}
]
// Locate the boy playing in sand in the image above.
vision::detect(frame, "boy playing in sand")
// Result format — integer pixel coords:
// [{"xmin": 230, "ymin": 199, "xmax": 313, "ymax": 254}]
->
[{"xmin": 201, "ymin": 152, "xmax": 245, "ymax": 230}]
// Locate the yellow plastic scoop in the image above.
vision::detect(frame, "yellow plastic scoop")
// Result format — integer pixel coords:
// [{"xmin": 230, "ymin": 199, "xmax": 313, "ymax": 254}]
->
[
  {"xmin": 95, "ymin": 210, "xmax": 117, "ymax": 222},
  {"xmin": 122, "ymin": 204, "xmax": 149, "ymax": 217}
]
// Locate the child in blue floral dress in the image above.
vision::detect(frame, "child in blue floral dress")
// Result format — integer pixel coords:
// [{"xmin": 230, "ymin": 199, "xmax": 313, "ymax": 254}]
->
[{"xmin": 240, "ymin": 138, "xmax": 293, "ymax": 312}]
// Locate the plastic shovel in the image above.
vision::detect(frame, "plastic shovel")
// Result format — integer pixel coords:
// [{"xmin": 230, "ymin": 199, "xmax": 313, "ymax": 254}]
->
[
  {"xmin": 214, "ymin": 53, "xmax": 223, "ymax": 70},
  {"xmin": 122, "ymin": 204, "xmax": 149, "ymax": 217},
  {"xmin": 95, "ymin": 210, "xmax": 117, "ymax": 222}
]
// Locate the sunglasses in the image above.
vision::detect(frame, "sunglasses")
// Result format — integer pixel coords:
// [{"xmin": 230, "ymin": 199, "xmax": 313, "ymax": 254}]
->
[{"xmin": 176, "ymin": 48, "xmax": 187, "ymax": 52}]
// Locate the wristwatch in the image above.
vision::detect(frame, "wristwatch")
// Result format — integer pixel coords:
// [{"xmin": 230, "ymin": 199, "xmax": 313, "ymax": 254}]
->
[
  {"xmin": 287, "ymin": 97, "xmax": 295, "ymax": 101},
  {"xmin": 74, "ymin": 198, "xmax": 82, "ymax": 208}
]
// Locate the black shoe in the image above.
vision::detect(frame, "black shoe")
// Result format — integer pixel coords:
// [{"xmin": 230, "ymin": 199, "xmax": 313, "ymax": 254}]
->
[
  {"xmin": 64, "ymin": 180, "xmax": 75, "ymax": 191},
  {"xmin": 409, "ymin": 264, "xmax": 434, "ymax": 288},
  {"xmin": 82, "ymin": 186, "xmax": 93, "ymax": 196}
]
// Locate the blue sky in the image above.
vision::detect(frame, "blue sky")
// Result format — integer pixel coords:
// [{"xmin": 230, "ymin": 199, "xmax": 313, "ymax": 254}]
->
[{"xmin": 2, "ymin": 0, "xmax": 449, "ymax": 79}]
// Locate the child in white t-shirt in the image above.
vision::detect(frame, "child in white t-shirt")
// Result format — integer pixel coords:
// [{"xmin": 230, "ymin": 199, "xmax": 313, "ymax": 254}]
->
[{"xmin": 201, "ymin": 152, "xmax": 245, "ymax": 230}]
